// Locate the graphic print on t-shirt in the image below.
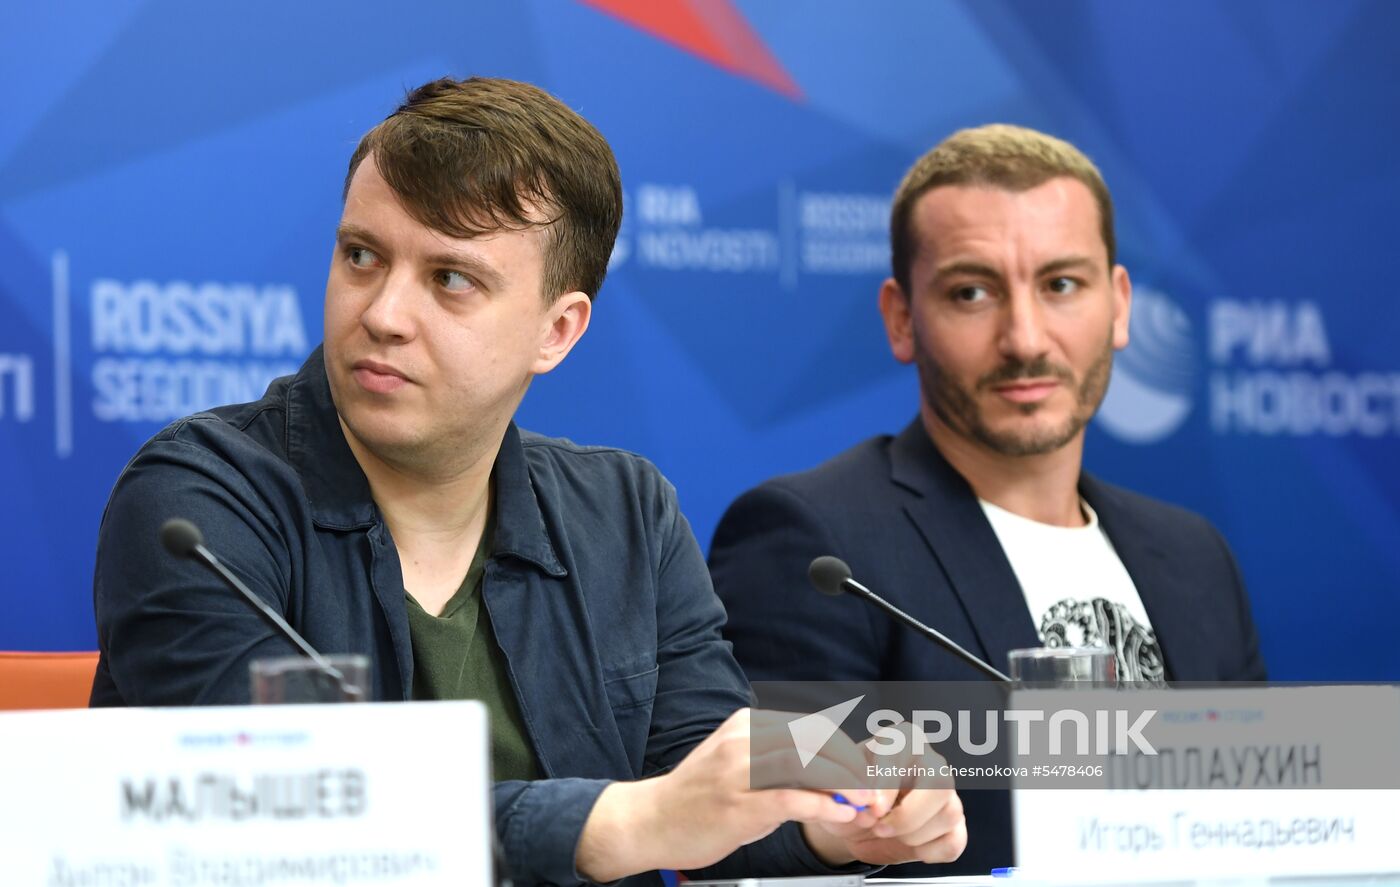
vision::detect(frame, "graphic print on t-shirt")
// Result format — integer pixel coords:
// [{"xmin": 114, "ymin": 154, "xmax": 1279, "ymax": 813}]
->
[{"xmin": 1038, "ymin": 597, "xmax": 1165, "ymax": 684}]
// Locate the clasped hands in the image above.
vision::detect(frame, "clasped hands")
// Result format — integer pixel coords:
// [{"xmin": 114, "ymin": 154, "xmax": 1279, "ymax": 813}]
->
[{"xmin": 577, "ymin": 708, "xmax": 965, "ymax": 881}]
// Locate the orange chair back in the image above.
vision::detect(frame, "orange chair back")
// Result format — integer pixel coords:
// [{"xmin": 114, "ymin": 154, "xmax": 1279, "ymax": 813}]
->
[{"xmin": 0, "ymin": 651, "xmax": 99, "ymax": 710}]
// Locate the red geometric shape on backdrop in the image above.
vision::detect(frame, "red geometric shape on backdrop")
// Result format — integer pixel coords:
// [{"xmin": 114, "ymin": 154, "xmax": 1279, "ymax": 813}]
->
[{"xmin": 578, "ymin": 0, "xmax": 803, "ymax": 100}]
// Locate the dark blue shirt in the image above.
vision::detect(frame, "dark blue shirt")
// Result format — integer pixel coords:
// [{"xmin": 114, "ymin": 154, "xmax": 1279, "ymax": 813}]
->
[{"xmin": 92, "ymin": 347, "xmax": 861, "ymax": 886}]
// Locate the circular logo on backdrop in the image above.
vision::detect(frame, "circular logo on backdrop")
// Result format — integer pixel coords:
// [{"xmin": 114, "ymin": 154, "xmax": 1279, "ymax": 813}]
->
[{"xmin": 1095, "ymin": 287, "xmax": 1196, "ymax": 444}]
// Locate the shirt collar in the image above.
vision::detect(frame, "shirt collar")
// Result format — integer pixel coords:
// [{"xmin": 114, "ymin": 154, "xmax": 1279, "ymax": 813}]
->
[
  {"xmin": 285, "ymin": 345, "xmax": 565, "ymax": 576},
  {"xmin": 977, "ymin": 495, "xmax": 1101, "ymax": 531},
  {"xmin": 489, "ymin": 424, "xmax": 566, "ymax": 576},
  {"xmin": 286, "ymin": 346, "xmax": 376, "ymax": 529}
]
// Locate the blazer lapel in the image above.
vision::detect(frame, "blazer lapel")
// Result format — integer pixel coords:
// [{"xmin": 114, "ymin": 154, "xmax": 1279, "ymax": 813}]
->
[
  {"xmin": 889, "ymin": 420, "xmax": 1039, "ymax": 677},
  {"xmin": 1079, "ymin": 475, "xmax": 1185, "ymax": 682}
]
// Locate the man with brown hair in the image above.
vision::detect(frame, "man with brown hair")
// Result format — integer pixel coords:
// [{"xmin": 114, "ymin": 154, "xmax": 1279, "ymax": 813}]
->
[
  {"xmin": 92, "ymin": 77, "xmax": 966, "ymax": 885},
  {"xmin": 710, "ymin": 124, "xmax": 1266, "ymax": 875}
]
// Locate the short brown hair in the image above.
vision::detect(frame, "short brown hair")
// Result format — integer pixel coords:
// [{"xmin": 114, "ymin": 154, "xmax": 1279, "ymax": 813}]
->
[
  {"xmin": 344, "ymin": 76, "xmax": 623, "ymax": 300},
  {"xmin": 889, "ymin": 124, "xmax": 1115, "ymax": 293}
]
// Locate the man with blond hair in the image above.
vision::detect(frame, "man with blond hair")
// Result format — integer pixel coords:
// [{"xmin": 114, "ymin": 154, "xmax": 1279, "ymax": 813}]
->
[
  {"xmin": 710, "ymin": 124, "xmax": 1265, "ymax": 874},
  {"xmin": 92, "ymin": 77, "xmax": 967, "ymax": 885}
]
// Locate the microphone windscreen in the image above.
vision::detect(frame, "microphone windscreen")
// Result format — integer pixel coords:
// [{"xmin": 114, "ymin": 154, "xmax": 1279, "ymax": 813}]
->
[
  {"xmin": 160, "ymin": 518, "xmax": 204, "ymax": 559},
  {"xmin": 808, "ymin": 555, "xmax": 853, "ymax": 597}
]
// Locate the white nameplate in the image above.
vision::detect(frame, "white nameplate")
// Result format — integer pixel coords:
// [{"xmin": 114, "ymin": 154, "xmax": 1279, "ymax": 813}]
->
[
  {"xmin": 1012, "ymin": 685, "xmax": 1400, "ymax": 880},
  {"xmin": 0, "ymin": 702, "xmax": 492, "ymax": 885}
]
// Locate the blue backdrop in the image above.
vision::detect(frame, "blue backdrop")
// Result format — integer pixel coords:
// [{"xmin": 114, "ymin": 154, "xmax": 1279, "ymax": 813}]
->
[{"xmin": 3, "ymin": 0, "xmax": 1397, "ymax": 680}]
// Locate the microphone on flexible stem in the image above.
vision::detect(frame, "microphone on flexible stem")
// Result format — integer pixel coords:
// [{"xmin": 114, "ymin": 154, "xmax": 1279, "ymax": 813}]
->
[
  {"xmin": 159, "ymin": 517, "xmax": 364, "ymax": 701},
  {"xmin": 808, "ymin": 555, "xmax": 1012, "ymax": 683}
]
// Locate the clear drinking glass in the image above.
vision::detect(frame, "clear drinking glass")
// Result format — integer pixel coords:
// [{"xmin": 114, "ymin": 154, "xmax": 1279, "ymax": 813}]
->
[
  {"xmin": 1007, "ymin": 646, "xmax": 1116, "ymax": 686},
  {"xmin": 249, "ymin": 654, "xmax": 370, "ymax": 703}
]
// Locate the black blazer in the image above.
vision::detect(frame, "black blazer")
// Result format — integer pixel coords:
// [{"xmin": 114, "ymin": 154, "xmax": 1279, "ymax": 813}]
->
[{"xmin": 709, "ymin": 419, "xmax": 1267, "ymax": 874}]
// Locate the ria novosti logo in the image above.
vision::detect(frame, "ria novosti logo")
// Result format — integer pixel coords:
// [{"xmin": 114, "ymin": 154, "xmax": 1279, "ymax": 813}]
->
[
  {"xmin": 1096, "ymin": 287, "xmax": 1196, "ymax": 445},
  {"xmin": 1098, "ymin": 287, "xmax": 1400, "ymax": 443}
]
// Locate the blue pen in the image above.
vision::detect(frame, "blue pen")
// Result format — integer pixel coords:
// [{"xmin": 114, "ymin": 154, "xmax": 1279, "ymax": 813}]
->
[
  {"xmin": 991, "ymin": 867, "xmax": 1018, "ymax": 877},
  {"xmin": 831, "ymin": 792, "xmax": 868, "ymax": 812}
]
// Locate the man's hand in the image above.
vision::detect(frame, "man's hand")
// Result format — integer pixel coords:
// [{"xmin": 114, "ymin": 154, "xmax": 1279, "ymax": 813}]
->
[
  {"xmin": 802, "ymin": 786, "xmax": 965, "ymax": 866},
  {"xmin": 575, "ymin": 708, "xmax": 886, "ymax": 882},
  {"xmin": 801, "ymin": 719, "xmax": 967, "ymax": 867}
]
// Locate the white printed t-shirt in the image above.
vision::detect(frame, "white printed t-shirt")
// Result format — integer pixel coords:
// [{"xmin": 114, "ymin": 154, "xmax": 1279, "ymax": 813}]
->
[{"xmin": 979, "ymin": 498, "xmax": 1166, "ymax": 684}]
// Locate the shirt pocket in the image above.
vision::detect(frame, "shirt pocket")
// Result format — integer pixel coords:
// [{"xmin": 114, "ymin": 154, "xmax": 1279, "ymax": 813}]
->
[
  {"xmin": 603, "ymin": 663, "xmax": 659, "ymax": 711},
  {"xmin": 603, "ymin": 663, "xmax": 659, "ymax": 771}
]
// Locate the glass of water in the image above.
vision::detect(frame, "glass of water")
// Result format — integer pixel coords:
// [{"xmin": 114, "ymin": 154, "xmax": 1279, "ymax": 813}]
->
[
  {"xmin": 1007, "ymin": 646, "xmax": 1116, "ymax": 686},
  {"xmin": 249, "ymin": 654, "xmax": 370, "ymax": 704}
]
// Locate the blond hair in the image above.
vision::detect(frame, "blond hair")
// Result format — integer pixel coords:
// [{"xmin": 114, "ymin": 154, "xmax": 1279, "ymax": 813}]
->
[{"xmin": 890, "ymin": 124, "xmax": 1115, "ymax": 291}]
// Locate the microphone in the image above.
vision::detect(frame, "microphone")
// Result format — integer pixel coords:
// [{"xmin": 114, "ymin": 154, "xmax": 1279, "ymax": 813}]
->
[
  {"xmin": 808, "ymin": 555, "xmax": 1011, "ymax": 683},
  {"xmin": 160, "ymin": 518, "xmax": 364, "ymax": 701}
]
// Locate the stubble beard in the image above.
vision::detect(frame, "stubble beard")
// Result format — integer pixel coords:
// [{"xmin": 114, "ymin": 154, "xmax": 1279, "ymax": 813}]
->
[{"xmin": 915, "ymin": 330, "xmax": 1115, "ymax": 457}]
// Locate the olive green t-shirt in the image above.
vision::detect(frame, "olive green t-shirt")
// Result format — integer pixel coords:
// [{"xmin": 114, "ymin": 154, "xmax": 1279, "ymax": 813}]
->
[{"xmin": 404, "ymin": 520, "xmax": 541, "ymax": 782}]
